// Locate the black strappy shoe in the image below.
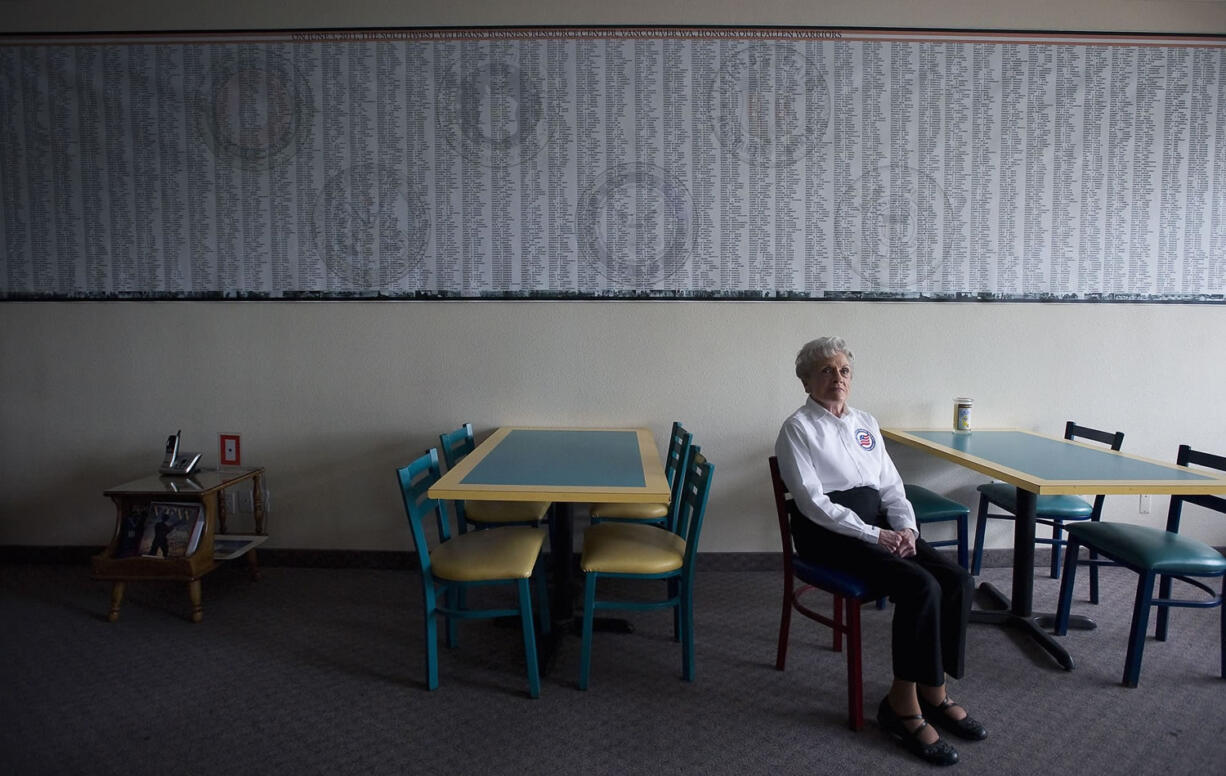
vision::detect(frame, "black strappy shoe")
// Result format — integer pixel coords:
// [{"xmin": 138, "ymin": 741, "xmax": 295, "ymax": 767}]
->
[
  {"xmin": 918, "ymin": 695, "xmax": 988, "ymax": 741},
  {"xmin": 877, "ymin": 697, "xmax": 959, "ymax": 766}
]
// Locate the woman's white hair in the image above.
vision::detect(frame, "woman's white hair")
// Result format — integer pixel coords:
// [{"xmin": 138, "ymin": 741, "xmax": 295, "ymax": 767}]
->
[{"xmin": 794, "ymin": 336, "xmax": 854, "ymax": 380}]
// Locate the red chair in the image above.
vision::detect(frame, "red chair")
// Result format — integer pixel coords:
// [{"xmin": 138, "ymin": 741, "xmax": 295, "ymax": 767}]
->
[{"xmin": 769, "ymin": 456, "xmax": 876, "ymax": 731}]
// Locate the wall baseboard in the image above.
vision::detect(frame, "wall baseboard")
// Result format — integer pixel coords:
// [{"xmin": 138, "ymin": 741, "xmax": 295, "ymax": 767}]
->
[{"xmin": 0, "ymin": 545, "xmax": 1082, "ymax": 571}]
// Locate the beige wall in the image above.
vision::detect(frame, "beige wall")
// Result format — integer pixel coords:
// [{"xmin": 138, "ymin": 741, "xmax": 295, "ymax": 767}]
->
[{"xmin": 3, "ymin": 1, "xmax": 1226, "ymax": 553}]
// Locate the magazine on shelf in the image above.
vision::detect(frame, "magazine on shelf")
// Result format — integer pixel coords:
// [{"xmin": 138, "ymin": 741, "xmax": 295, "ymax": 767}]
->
[
  {"xmin": 137, "ymin": 502, "xmax": 205, "ymax": 558},
  {"xmin": 211, "ymin": 534, "xmax": 267, "ymax": 561},
  {"xmin": 114, "ymin": 504, "xmax": 150, "ymax": 558}
]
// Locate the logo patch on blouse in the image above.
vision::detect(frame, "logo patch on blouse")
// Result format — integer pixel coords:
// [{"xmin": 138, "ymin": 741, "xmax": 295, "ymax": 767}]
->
[{"xmin": 855, "ymin": 428, "xmax": 877, "ymax": 451}]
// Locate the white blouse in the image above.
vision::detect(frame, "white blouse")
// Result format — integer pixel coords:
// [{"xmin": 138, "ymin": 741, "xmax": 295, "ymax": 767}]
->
[{"xmin": 775, "ymin": 397, "xmax": 917, "ymax": 543}]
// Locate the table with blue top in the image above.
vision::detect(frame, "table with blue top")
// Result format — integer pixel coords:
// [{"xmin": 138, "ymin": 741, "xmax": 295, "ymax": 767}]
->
[
  {"xmin": 428, "ymin": 427, "xmax": 671, "ymax": 628},
  {"xmin": 882, "ymin": 428, "xmax": 1226, "ymax": 669}
]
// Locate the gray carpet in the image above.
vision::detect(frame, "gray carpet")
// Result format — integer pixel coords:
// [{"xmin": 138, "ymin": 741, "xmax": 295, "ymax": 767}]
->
[{"xmin": 1, "ymin": 559, "xmax": 1223, "ymax": 775}]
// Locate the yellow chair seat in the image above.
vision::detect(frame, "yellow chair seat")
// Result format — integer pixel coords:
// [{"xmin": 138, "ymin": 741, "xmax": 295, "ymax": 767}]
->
[
  {"xmin": 581, "ymin": 522, "xmax": 686, "ymax": 575},
  {"xmin": 588, "ymin": 501, "xmax": 669, "ymax": 520},
  {"xmin": 465, "ymin": 500, "xmax": 550, "ymax": 524},
  {"xmin": 431, "ymin": 526, "xmax": 546, "ymax": 582}
]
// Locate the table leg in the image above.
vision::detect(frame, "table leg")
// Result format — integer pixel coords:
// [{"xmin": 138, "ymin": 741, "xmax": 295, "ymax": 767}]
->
[
  {"xmin": 252, "ymin": 473, "xmax": 266, "ymax": 534},
  {"xmin": 217, "ymin": 489, "xmax": 229, "ymax": 535},
  {"xmin": 548, "ymin": 502, "xmax": 575, "ymax": 624},
  {"xmin": 968, "ymin": 486, "xmax": 1090, "ymax": 670},
  {"xmin": 107, "ymin": 581, "xmax": 125, "ymax": 622},
  {"xmin": 188, "ymin": 579, "xmax": 203, "ymax": 623}
]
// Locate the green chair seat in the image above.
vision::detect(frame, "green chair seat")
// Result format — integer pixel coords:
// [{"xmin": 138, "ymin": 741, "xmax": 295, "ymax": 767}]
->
[
  {"xmin": 1065, "ymin": 522, "xmax": 1226, "ymax": 576},
  {"xmin": 904, "ymin": 484, "xmax": 970, "ymax": 569},
  {"xmin": 977, "ymin": 482, "xmax": 1094, "ymax": 519},
  {"xmin": 1054, "ymin": 443, "xmax": 1226, "ymax": 687},
  {"xmin": 907, "ymin": 484, "xmax": 970, "ymax": 521},
  {"xmin": 973, "ymin": 421, "xmax": 1125, "ymax": 585}
]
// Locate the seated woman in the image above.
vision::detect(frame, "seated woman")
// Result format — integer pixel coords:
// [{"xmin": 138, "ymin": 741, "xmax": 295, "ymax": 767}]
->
[{"xmin": 774, "ymin": 336, "xmax": 985, "ymax": 767}]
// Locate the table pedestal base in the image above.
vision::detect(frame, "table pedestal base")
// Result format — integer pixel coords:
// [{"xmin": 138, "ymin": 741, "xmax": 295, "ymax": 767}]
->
[{"xmin": 970, "ymin": 581, "xmax": 1094, "ymax": 671}]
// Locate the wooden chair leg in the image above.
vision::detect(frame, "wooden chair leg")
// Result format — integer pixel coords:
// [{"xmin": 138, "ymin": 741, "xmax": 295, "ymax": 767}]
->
[
  {"xmin": 832, "ymin": 593, "xmax": 844, "ymax": 653},
  {"xmin": 845, "ymin": 596, "xmax": 864, "ymax": 731},
  {"xmin": 1123, "ymin": 572, "xmax": 1156, "ymax": 688},
  {"xmin": 776, "ymin": 581, "xmax": 794, "ymax": 670}
]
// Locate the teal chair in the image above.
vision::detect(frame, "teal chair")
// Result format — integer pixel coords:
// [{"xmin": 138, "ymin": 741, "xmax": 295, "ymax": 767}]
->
[
  {"xmin": 1054, "ymin": 444, "xmax": 1226, "ymax": 687},
  {"xmin": 905, "ymin": 484, "xmax": 970, "ymax": 570},
  {"xmin": 973, "ymin": 421, "xmax": 1124, "ymax": 592},
  {"xmin": 590, "ymin": 421, "xmax": 692, "ymax": 530},
  {"xmin": 395, "ymin": 449, "xmax": 550, "ymax": 698},
  {"xmin": 578, "ymin": 449, "xmax": 714, "ymax": 689},
  {"xmin": 439, "ymin": 424, "xmax": 551, "ymax": 533}
]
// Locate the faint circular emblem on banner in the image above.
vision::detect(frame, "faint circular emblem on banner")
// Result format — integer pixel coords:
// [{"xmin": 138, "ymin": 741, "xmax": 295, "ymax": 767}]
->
[
  {"xmin": 309, "ymin": 164, "xmax": 430, "ymax": 289},
  {"xmin": 435, "ymin": 59, "xmax": 550, "ymax": 167},
  {"xmin": 578, "ymin": 163, "xmax": 695, "ymax": 289},
  {"xmin": 835, "ymin": 164, "xmax": 957, "ymax": 288},
  {"xmin": 855, "ymin": 428, "xmax": 877, "ymax": 451},
  {"xmin": 710, "ymin": 43, "xmax": 830, "ymax": 167},
  {"xmin": 197, "ymin": 52, "xmax": 314, "ymax": 169}
]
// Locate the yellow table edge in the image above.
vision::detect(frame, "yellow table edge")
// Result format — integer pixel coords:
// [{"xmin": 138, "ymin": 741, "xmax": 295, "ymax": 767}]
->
[
  {"xmin": 427, "ymin": 426, "xmax": 672, "ymax": 503},
  {"xmin": 882, "ymin": 428, "xmax": 1226, "ymax": 496}
]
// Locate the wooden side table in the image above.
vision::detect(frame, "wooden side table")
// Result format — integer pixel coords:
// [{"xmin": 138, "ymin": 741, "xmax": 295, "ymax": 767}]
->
[{"xmin": 92, "ymin": 467, "xmax": 266, "ymax": 622}]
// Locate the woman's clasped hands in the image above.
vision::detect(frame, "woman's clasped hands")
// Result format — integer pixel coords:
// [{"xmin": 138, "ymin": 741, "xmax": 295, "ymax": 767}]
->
[{"xmin": 877, "ymin": 528, "xmax": 918, "ymax": 558}]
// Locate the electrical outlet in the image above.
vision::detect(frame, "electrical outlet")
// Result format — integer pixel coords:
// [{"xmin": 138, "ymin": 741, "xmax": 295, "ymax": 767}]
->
[
  {"xmin": 236, "ymin": 489, "xmax": 255, "ymax": 513},
  {"xmin": 1139, "ymin": 494, "xmax": 1151, "ymax": 514}
]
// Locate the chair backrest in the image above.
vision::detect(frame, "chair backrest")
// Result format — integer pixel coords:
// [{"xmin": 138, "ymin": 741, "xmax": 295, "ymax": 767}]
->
[
  {"xmin": 664, "ymin": 422, "xmax": 694, "ymax": 531},
  {"xmin": 439, "ymin": 423, "xmax": 477, "ymax": 469},
  {"xmin": 395, "ymin": 449, "xmax": 452, "ymax": 577},
  {"xmin": 1167, "ymin": 445, "xmax": 1226, "ymax": 532},
  {"xmin": 1064, "ymin": 421, "xmax": 1125, "ymax": 517},
  {"xmin": 768, "ymin": 456, "xmax": 798, "ymax": 573},
  {"xmin": 674, "ymin": 447, "xmax": 714, "ymax": 571},
  {"xmin": 1064, "ymin": 421, "xmax": 1125, "ymax": 451}
]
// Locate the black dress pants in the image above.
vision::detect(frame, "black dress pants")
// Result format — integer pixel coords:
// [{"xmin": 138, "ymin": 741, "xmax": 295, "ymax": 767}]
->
[{"xmin": 790, "ymin": 488, "xmax": 973, "ymax": 686}]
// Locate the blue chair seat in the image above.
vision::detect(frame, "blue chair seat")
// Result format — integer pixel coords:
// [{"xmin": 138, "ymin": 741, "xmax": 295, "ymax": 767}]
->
[
  {"xmin": 1065, "ymin": 522, "xmax": 1226, "ymax": 576},
  {"xmin": 793, "ymin": 557, "xmax": 872, "ymax": 599},
  {"xmin": 977, "ymin": 482, "xmax": 1093, "ymax": 519}
]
